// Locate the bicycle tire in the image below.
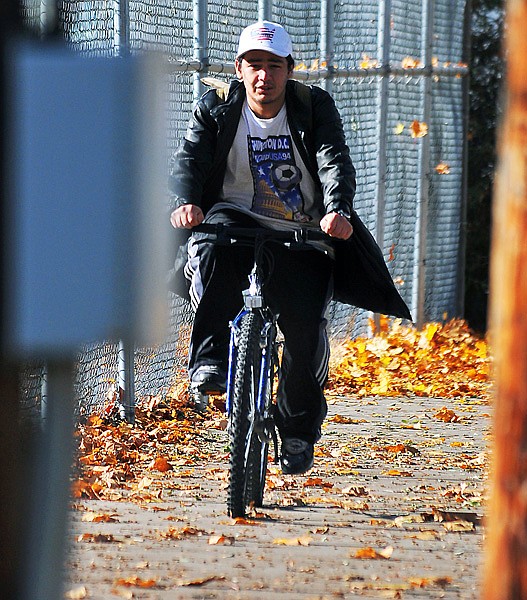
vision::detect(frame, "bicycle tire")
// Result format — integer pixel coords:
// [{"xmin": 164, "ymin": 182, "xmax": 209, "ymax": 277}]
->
[
  {"xmin": 245, "ymin": 420, "xmax": 269, "ymax": 509},
  {"xmin": 227, "ymin": 311, "xmax": 269, "ymax": 517}
]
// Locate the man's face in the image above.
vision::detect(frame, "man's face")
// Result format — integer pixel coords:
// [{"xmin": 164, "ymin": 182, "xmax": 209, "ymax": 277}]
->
[{"xmin": 235, "ymin": 50, "xmax": 292, "ymax": 118}]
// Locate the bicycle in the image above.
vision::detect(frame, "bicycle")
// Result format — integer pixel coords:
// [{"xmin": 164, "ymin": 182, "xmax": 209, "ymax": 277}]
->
[{"xmin": 190, "ymin": 222, "xmax": 331, "ymax": 518}]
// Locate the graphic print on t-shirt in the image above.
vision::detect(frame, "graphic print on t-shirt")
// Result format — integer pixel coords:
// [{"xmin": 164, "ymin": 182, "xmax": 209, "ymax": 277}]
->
[{"xmin": 248, "ymin": 134, "xmax": 310, "ymax": 222}]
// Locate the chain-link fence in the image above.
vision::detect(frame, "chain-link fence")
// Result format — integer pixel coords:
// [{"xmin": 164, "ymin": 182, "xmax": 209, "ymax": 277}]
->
[{"xmin": 20, "ymin": 0, "xmax": 469, "ymax": 416}]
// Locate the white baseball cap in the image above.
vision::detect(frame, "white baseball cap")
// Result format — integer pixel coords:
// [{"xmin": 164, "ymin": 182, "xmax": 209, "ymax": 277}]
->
[{"xmin": 237, "ymin": 21, "xmax": 293, "ymax": 59}]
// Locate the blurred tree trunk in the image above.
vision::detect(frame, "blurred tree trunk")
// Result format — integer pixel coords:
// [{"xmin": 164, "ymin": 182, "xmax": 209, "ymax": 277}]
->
[{"xmin": 484, "ymin": 0, "xmax": 527, "ymax": 597}]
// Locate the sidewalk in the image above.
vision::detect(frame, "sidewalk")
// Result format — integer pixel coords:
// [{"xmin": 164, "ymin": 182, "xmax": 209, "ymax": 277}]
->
[{"xmin": 65, "ymin": 393, "xmax": 489, "ymax": 599}]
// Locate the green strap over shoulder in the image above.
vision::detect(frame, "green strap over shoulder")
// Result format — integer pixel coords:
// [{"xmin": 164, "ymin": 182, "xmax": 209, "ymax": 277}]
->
[
  {"xmin": 199, "ymin": 76, "xmax": 230, "ymax": 102},
  {"xmin": 214, "ymin": 85, "xmax": 229, "ymax": 102}
]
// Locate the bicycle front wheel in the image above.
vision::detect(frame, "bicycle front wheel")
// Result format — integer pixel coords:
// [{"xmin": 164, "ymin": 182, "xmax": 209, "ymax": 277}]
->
[{"xmin": 227, "ymin": 311, "xmax": 269, "ymax": 518}]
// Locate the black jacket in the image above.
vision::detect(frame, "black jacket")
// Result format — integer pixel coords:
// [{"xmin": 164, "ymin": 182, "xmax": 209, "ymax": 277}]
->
[{"xmin": 169, "ymin": 79, "xmax": 411, "ymax": 321}]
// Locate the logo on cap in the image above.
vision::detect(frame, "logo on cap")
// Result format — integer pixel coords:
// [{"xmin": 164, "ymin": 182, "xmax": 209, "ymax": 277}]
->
[{"xmin": 251, "ymin": 26, "xmax": 276, "ymax": 43}]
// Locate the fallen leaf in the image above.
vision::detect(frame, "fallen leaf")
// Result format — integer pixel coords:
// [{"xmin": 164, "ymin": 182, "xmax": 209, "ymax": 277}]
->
[
  {"xmin": 401, "ymin": 56, "xmax": 423, "ymax": 68},
  {"xmin": 273, "ymin": 536, "xmax": 313, "ymax": 546},
  {"xmin": 232, "ymin": 517, "xmax": 259, "ymax": 525},
  {"xmin": 383, "ymin": 443, "xmax": 408, "ymax": 454},
  {"xmin": 406, "ymin": 530, "xmax": 442, "ymax": 541},
  {"xmin": 394, "ymin": 122, "xmax": 405, "ymax": 135},
  {"xmin": 81, "ymin": 512, "xmax": 118, "ymax": 523},
  {"xmin": 432, "ymin": 509, "xmax": 481, "ymax": 525},
  {"xmin": 208, "ymin": 534, "xmax": 235, "ymax": 545},
  {"xmin": 341, "ymin": 485, "xmax": 369, "ymax": 497},
  {"xmin": 176, "ymin": 575, "xmax": 226, "ymax": 587},
  {"xmin": 382, "ymin": 469, "xmax": 413, "ymax": 477},
  {"xmin": 410, "ymin": 120, "xmax": 428, "ymax": 138},
  {"xmin": 65, "ymin": 586, "xmax": 88, "ymax": 599},
  {"xmin": 393, "ymin": 514, "xmax": 427, "ymax": 526},
  {"xmin": 111, "ymin": 589, "xmax": 133, "ymax": 599},
  {"xmin": 114, "ymin": 576, "xmax": 157, "ymax": 588},
  {"xmin": 329, "ymin": 414, "xmax": 364, "ymax": 424},
  {"xmin": 311, "ymin": 526, "xmax": 329, "ymax": 534},
  {"xmin": 360, "ymin": 54, "xmax": 378, "ymax": 69},
  {"xmin": 136, "ymin": 476, "xmax": 153, "ymax": 489},
  {"xmin": 442, "ymin": 520, "xmax": 475, "ymax": 532},
  {"xmin": 408, "ymin": 576, "xmax": 452, "ymax": 588},
  {"xmin": 434, "ymin": 407, "xmax": 461, "ymax": 423},
  {"xmin": 151, "ymin": 456, "xmax": 173, "ymax": 472},
  {"xmin": 303, "ymin": 477, "xmax": 333, "ymax": 489},
  {"xmin": 77, "ymin": 533, "xmax": 118, "ymax": 543},
  {"xmin": 435, "ymin": 162, "xmax": 451, "ymax": 174},
  {"xmin": 159, "ymin": 526, "xmax": 206, "ymax": 540},
  {"xmin": 71, "ymin": 480, "xmax": 102, "ymax": 500},
  {"xmin": 354, "ymin": 546, "xmax": 393, "ymax": 559}
]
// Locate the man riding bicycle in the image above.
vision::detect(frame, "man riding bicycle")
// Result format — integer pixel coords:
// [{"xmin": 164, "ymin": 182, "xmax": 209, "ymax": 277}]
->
[{"xmin": 169, "ymin": 21, "xmax": 410, "ymax": 476}]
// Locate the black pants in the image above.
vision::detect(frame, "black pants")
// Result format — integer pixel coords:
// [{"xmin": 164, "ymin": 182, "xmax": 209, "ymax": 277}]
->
[{"xmin": 186, "ymin": 210, "xmax": 333, "ymax": 444}]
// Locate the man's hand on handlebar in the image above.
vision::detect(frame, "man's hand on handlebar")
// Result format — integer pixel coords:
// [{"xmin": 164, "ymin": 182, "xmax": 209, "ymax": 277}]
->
[
  {"xmin": 320, "ymin": 211, "xmax": 353, "ymax": 240},
  {"xmin": 171, "ymin": 205, "xmax": 353, "ymax": 240},
  {"xmin": 170, "ymin": 204, "xmax": 204, "ymax": 229}
]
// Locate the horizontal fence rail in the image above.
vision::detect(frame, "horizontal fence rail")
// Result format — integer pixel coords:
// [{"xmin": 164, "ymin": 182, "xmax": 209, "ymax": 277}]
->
[{"xmin": 164, "ymin": 58, "xmax": 469, "ymax": 80}]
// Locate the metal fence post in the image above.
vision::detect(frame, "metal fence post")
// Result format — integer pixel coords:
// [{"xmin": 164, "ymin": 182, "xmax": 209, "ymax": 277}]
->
[
  {"xmin": 113, "ymin": 0, "xmax": 130, "ymax": 57},
  {"xmin": 41, "ymin": 363, "xmax": 48, "ymax": 422},
  {"xmin": 456, "ymin": 2, "xmax": 472, "ymax": 318},
  {"xmin": 371, "ymin": 0, "xmax": 392, "ymax": 332},
  {"xmin": 114, "ymin": 0, "xmax": 133, "ymax": 421},
  {"xmin": 411, "ymin": 0, "xmax": 435, "ymax": 326},
  {"xmin": 258, "ymin": 0, "xmax": 273, "ymax": 21},
  {"xmin": 320, "ymin": 0, "xmax": 334, "ymax": 93},
  {"xmin": 118, "ymin": 339, "xmax": 135, "ymax": 423},
  {"xmin": 193, "ymin": 0, "xmax": 208, "ymax": 101},
  {"xmin": 39, "ymin": 0, "xmax": 58, "ymax": 36},
  {"xmin": 375, "ymin": 0, "xmax": 391, "ymax": 253}
]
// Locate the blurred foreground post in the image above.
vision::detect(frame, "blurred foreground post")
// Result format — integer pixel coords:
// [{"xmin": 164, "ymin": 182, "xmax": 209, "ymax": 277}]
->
[
  {"xmin": 0, "ymin": 2, "xmax": 26, "ymax": 597},
  {"xmin": 484, "ymin": 0, "xmax": 527, "ymax": 597},
  {"xmin": 0, "ymin": 366, "xmax": 24, "ymax": 598}
]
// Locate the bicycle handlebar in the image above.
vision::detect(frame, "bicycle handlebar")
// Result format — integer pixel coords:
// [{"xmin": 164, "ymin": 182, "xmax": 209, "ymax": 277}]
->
[{"xmin": 191, "ymin": 222, "xmax": 333, "ymax": 243}]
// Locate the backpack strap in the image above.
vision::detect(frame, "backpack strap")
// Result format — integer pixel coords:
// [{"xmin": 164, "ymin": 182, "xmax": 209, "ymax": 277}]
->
[
  {"xmin": 293, "ymin": 80, "xmax": 312, "ymax": 120},
  {"xmin": 203, "ymin": 77, "xmax": 313, "ymax": 112},
  {"xmin": 289, "ymin": 79, "xmax": 313, "ymax": 136}
]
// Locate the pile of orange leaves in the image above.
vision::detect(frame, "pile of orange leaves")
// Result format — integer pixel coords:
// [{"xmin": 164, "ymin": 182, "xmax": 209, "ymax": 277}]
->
[
  {"xmin": 72, "ymin": 393, "xmax": 205, "ymax": 500},
  {"xmin": 328, "ymin": 318, "xmax": 490, "ymax": 400}
]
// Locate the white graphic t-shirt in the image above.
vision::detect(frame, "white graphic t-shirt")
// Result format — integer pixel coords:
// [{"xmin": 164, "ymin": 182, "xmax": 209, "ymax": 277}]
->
[{"xmin": 217, "ymin": 101, "xmax": 321, "ymax": 231}]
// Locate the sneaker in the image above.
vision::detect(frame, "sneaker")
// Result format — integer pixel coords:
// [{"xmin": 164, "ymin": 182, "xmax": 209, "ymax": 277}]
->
[
  {"xmin": 190, "ymin": 365, "xmax": 227, "ymax": 394},
  {"xmin": 280, "ymin": 438, "xmax": 314, "ymax": 475}
]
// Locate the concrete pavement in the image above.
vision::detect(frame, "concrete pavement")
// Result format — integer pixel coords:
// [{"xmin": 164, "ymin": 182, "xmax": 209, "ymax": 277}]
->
[{"xmin": 65, "ymin": 393, "xmax": 489, "ymax": 599}]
